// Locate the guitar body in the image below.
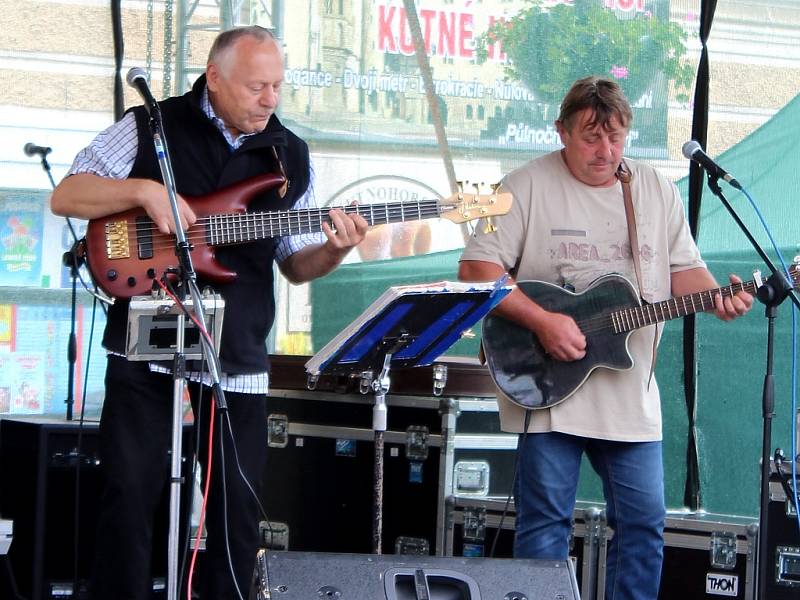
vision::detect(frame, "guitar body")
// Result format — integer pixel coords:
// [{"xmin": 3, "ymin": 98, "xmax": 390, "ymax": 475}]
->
[
  {"xmin": 82, "ymin": 175, "xmax": 513, "ymax": 299},
  {"xmin": 482, "ymin": 274, "xmax": 642, "ymax": 409},
  {"xmin": 84, "ymin": 173, "xmax": 285, "ymax": 298}
]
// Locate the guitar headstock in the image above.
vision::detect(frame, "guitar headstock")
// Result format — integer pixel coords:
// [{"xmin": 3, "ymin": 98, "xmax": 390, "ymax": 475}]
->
[
  {"xmin": 754, "ymin": 257, "xmax": 800, "ymax": 291},
  {"xmin": 440, "ymin": 181, "xmax": 513, "ymax": 226},
  {"xmin": 790, "ymin": 256, "xmax": 800, "ymax": 287}
]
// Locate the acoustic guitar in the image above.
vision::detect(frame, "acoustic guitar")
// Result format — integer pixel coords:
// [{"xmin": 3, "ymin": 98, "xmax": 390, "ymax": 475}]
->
[
  {"xmin": 482, "ymin": 266, "xmax": 796, "ymax": 409},
  {"xmin": 80, "ymin": 173, "xmax": 511, "ymax": 299}
]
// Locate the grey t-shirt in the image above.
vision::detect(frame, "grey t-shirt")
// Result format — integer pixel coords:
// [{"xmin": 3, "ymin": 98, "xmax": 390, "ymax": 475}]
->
[{"xmin": 461, "ymin": 151, "xmax": 705, "ymax": 441}]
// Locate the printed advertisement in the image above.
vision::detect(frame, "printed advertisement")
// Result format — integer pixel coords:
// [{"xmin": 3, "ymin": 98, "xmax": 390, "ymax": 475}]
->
[
  {"xmin": 278, "ymin": 0, "xmax": 682, "ymax": 158},
  {"xmin": 0, "ymin": 351, "xmax": 45, "ymax": 414},
  {"xmin": 0, "ymin": 189, "xmax": 44, "ymax": 286}
]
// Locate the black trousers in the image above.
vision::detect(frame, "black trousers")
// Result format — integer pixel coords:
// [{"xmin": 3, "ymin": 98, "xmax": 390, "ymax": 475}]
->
[{"xmin": 90, "ymin": 355, "xmax": 268, "ymax": 599}]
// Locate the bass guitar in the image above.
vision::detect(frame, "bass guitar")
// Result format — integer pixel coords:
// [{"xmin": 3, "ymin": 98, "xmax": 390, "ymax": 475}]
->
[
  {"xmin": 482, "ymin": 266, "xmax": 797, "ymax": 409},
  {"xmin": 80, "ymin": 173, "xmax": 511, "ymax": 299}
]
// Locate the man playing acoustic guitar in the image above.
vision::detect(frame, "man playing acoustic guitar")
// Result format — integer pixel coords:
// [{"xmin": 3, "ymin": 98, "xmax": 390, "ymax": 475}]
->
[
  {"xmin": 458, "ymin": 76, "xmax": 752, "ymax": 600},
  {"xmin": 51, "ymin": 27, "xmax": 367, "ymax": 599}
]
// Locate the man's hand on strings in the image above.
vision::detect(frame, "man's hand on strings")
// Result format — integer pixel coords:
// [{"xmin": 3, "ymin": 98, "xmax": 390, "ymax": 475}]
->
[
  {"xmin": 712, "ymin": 274, "xmax": 753, "ymax": 321},
  {"xmin": 534, "ymin": 310, "xmax": 587, "ymax": 362},
  {"xmin": 139, "ymin": 179, "xmax": 197, "ymax": 235},
  {"xmin": 321, "ymin": 203, "xmax": 368, "ymax": 251}
]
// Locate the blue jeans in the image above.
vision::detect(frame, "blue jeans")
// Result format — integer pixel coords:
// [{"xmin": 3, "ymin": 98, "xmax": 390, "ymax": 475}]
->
[{"xmin": 514, "ymin": 431, "xmax": 665, "ymax": 600}]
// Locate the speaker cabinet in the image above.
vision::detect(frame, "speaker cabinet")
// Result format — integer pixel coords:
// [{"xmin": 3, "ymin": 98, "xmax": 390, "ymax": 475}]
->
[
  {"xmin": 0, "ymin": 417, "xmax": 103, "ymax": 599},
  {"xmin": 0, "ymin": 417, "xmax": 191, "ymax": 599},
  {"xmin": 259, "ymin": 551, "xmax": 580, "ymax": 599}
]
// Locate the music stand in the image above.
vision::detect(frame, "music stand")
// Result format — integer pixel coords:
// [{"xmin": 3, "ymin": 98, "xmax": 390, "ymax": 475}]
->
[{"xmin": 305, "ymin": 278, "xmax": 512, "ymax": 554}]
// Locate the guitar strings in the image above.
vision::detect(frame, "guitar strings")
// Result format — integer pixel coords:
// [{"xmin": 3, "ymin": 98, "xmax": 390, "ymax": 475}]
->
[
  {"xmin": 117, "ymin": 201, "xmax": 444, "ymax": 234},
  {"xmin": 114, "ymin": 201, "xmax": 444, "ymax": 234},
  {"xmin": 110, "ymin": 201, "xmax": 445, "ymax": 253},
  {"xmin": 573, "ymin": 280, "xmax": 758, "ymax": 335},
  {"xmin": 125, "ymin": 207, "xmax": 445, "ymax": 252}
]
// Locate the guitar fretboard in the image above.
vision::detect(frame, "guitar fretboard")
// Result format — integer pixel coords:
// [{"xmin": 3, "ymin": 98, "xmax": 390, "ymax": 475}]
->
[
  {"xmin": 206, "ymin": 200, "xmax": 444, "ymax": 245},
  {"xmin": 609, "ymin": 271, "xmax": 797, "ymax": 334}
]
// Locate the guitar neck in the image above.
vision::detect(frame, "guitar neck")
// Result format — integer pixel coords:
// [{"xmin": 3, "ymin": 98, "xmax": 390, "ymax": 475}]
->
[
  {"xmin": 207, "ymin": 199, "xmax": 444, "ymax": 245},
  {"xmin": 612, "ymin": 279, "xmax": 761, "ymax": 333}
]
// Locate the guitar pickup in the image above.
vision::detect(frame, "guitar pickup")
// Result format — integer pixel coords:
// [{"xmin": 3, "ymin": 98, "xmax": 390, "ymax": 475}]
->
[
  {"xmin": 105, "ymin": 219, "xmax": 131, "ymax": 260},
  {"xmin": 136, "ymin": 216, "xmax": 154, "ymax": 260}
]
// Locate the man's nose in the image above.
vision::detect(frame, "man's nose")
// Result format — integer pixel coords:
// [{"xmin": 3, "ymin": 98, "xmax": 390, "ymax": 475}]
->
[
  {"xmin": 260, "ymin": 87, "xmax": 278, "ymax": 107},
  {"xmin": 596, "ymin": 136, "xmax": 613, "ymax": 157}
]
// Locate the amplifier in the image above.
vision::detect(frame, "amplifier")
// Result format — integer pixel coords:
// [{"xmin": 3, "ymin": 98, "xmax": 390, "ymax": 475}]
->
[
  {"xmin": 0, "ymin": 417, "xmax": 189, "ymax": 600},
  {"xmin": 0, "ymin": 417, "xmax": 105, "ymax": 599},
  {"xmin": 766, "ymin": 468, "xmax": 800, "ymax": 598}
]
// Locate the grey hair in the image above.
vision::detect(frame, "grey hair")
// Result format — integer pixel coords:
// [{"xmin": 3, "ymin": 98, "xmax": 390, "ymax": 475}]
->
[{"xmin": 208, "ymin": 26, "xmax": 277, "ymax": 65}]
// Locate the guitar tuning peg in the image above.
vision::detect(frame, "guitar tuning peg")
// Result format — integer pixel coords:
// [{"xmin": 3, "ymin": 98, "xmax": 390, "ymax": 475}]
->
[
  {"xmin": 472, "ymin": 182, "xmax": 480, "ymax": 195},
  {"xmin": 456, "ymin": 180, "xmax": 464, "ymax": 194},
  {"xmin": 483, "ymin": 217, "xmax": 497, "ymax": 234},
  {"xmin": 487, "ymin": 182, "xmax": 503, "ymax": 205},
  {"xmin": 752, "ymin": 269, "xmax": 763, "ymax": 289}
]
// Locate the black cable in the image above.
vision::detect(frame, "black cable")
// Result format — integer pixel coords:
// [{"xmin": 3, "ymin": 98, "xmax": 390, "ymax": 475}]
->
[
  {"xmin": 488, "ymin": 408, "xmax": 532, "ymax": 558},
  {"xmin": 2, "ymin": 556, "xmax": 27, "ymax": 600},
  {"xmin": 178, "ymin": 380, "xmax": 204, "ymax": 600},
  {"xmin": 70, "ymin": 261, "xmax": 102, "ymax": 598},
  {"xmin": 165, "ymin": 282, "xmax": 273, "ymax": 598},
  {"xmin": 774, "ymin": 450, "xmax": 799, "ymax": 514},
  {"xmin": 216, "ymin": 409, "xmax": 245, "ymax": 600}
]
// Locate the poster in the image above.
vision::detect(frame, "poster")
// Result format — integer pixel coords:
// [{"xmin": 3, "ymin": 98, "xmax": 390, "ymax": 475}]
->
[
  {"xmin": 0, "ymin": 351, "xmax": 46, "ymax": 414},
  {"xmin": 0, "ymin": 189, "xmax": 44, "ymax": 286},
  {"xmin": 278, "ymin": 0, "xmax": 678, "ymax": 159}
]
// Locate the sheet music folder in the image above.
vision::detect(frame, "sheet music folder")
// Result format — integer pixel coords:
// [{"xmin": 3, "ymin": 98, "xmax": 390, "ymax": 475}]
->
[{"xmin": 305, "ymin": 278, "xmax": 512, "ymax": 378}]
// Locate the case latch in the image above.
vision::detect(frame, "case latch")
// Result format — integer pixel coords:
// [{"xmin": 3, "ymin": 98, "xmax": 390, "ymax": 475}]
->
[
  {"xmin": 267, "ymin": 413, "xmax": 289, "ymax": 448},
  {"xmin": 462, "ymin": 506, "xmax": 487, "ymax": 542},
  {"xmin": 454, "ymin": 460, "xmax": 490, "ymax": 496},
  {"xmin": 710, "ymin": 530, "xmax": 738, "ymax": 569},
  {"xmin": 432, "ymin": 364, "xmax": 448, "ymax": 396},
  {"xmin": 406, "ymin": 426, "xmax": 430, "ymax": 461}
]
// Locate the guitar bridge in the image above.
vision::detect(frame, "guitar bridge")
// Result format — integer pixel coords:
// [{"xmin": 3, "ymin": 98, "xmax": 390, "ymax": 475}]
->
[{"xmin": 105, "ymin": 220, "xmax": 130, "ymax": 260}]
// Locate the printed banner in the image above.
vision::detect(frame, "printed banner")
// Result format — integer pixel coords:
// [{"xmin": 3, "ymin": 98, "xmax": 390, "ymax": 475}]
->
[
  {"xmin": 0, "ymin": 189, "xmax": 44, "ymax": 286},
  {"xmin": 280, "ymin": 0, "xmax": 677, "ymax": 158},
  {"xmin": 0, "ymin": 351, "xmax": 46, "ymax": 414}
]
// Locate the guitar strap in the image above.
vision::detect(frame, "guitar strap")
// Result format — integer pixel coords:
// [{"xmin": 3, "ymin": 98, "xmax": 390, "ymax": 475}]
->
[
  {"xmin": 618, "ymin": 160, "xmax": 659, "ymax": 386},
  {"xmin": 271, "ymin": 146, "xmax": 289, "ymax": 198}
]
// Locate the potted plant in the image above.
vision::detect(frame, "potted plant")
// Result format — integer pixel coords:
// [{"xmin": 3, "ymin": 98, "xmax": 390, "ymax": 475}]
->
[{"xmin": 476, "ymin": 0, "xmax": 694, "ymax": 106}]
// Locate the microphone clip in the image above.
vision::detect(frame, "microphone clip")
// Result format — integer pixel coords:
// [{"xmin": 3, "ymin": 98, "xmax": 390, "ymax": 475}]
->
[{"xmin": 63, "ymin": 239, "xmax": 86, "ymax": 272}]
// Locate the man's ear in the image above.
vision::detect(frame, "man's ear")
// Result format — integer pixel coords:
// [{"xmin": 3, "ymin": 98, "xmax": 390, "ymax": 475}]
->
[{"xmin": 206, "ymin": 63, "xmax": 219, "ymax": 91}]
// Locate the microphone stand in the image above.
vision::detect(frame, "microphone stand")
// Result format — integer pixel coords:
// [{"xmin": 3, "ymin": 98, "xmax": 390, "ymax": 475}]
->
[
  {"xmin": 143, "ymin": 105, "xmax": 227, "ymax": 600},
  {"xmin": 704, "ymin": 174, "xmax": 800, "ymax": 600},
  {"xmin": 31, "ymin": 150, "xmax": 83, "ymax": 421}
]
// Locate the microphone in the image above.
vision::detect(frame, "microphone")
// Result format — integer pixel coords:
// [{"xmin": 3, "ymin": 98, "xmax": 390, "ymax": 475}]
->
[
  {"xmin": 24, "ymin": 143, "xmax": 52, "ymax": 157},
  {"xmin": 682, "ymin": 140, "xmax": 741, "ymax": 190},
  {"xmin": 126, "ymin": 67, "xmax": 160, "ymax": 116}
]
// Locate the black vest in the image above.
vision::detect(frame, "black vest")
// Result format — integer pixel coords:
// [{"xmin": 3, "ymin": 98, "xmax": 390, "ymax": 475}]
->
[{"xmin": 103, "ymin": 75, "xmax": 311, "ymax": 373}]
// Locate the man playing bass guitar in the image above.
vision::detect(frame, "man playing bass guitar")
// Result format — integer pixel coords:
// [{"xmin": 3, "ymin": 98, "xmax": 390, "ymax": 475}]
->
[
  {"xmin": 458, "ymin": 76, "xmax": 752, "ymax": 600},
  {"xmin": 51, "ymin": 27, "xmax": 367, "ymax": 599}
]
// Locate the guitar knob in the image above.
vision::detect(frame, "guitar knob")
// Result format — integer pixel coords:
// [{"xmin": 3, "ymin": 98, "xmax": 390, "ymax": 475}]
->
[
  {"xmin": 106, "ymin": 270, "xmax": 118, "ymax": 281},
  {"xmin": 147, "ymin": 268, "xmax": 156, "ymax": 279},
  {"xmin": 126, "ymin": 276, "xmax": 136, "ymax": 287}
]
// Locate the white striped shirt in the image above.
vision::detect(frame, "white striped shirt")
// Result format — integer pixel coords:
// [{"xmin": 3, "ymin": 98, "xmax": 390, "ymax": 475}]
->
[{"xmin": 69, "ymin": 86, "xmax": 324, "ymax": 393}]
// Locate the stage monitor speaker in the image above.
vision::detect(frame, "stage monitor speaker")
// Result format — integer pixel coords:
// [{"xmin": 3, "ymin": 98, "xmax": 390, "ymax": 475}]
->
[
  {"xmin": 0, "ymin": 417, "xmax": 104, "ymax": 600},
  {"xmin": 258, "ymin": 551, "xmax": 580, "ymax": 600},
  {"xmin": 0, "ymin": 417, "xmax": 191, "ymax": 600}
]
